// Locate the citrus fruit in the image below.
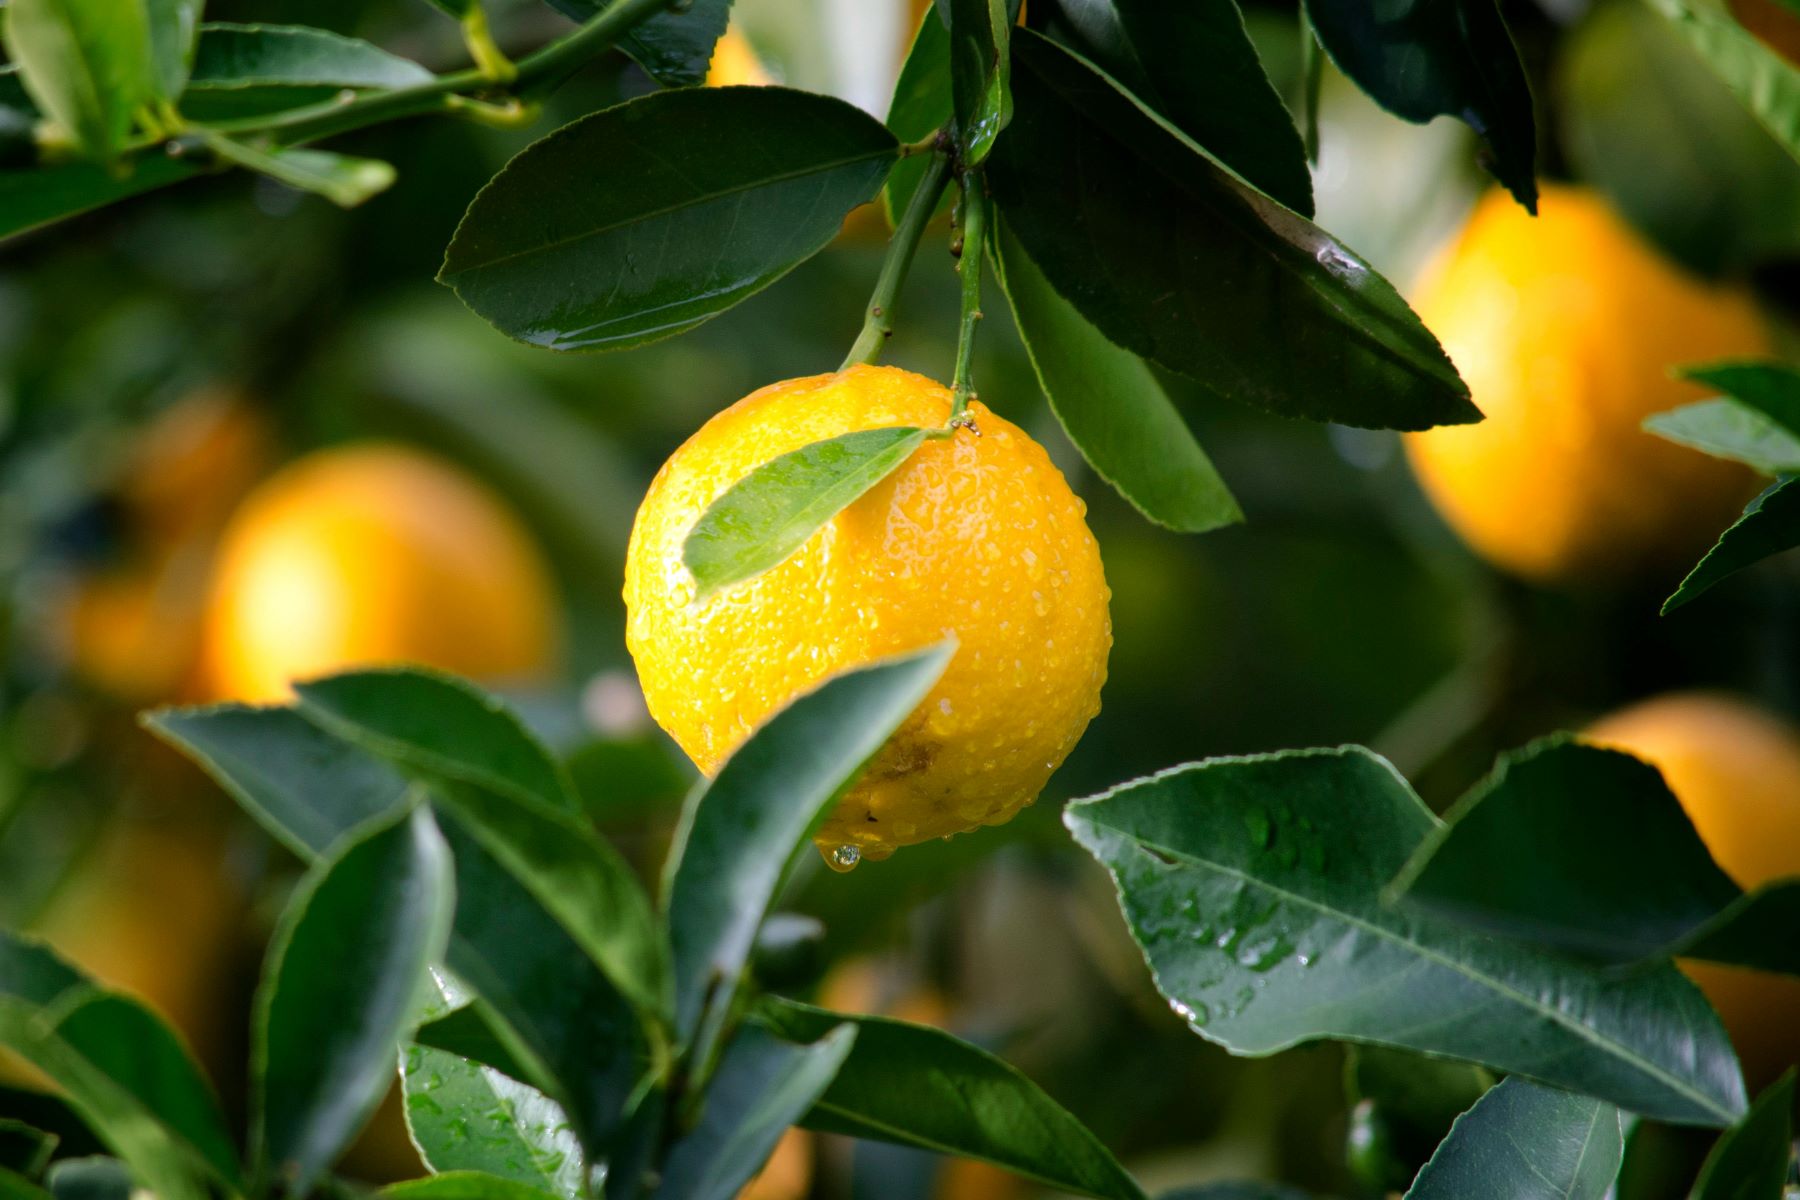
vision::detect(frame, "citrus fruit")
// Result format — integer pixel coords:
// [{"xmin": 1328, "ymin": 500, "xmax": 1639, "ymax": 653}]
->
[
  {"xmin": 739, "ymin": 1129, "xmax": 813, "ymax": 1200},
  {"xmin": 1403, "ymin": 185, "xmax": 1768, "ymax": 584},
  {"xmin": 1585, "ymin": 692, "xmax": 1800, "ymax": 1085},
  {"xmin": 623, "ymin": 364, "xmax": 1110, "ymax": 864},
  {"xmin": 706, "ymin": 26, "xmax": 773, "ymax": 88},
  {"xmin": 200, "ymin": 443, "xmax": 561, "ymax": 702}
]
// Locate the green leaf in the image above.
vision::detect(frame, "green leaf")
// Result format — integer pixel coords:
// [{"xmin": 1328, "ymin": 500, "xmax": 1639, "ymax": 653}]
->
[
  {"xmin": 2, "ymin": 0, "xmax": 155, "ymax": 159},
  {"xmin": 145, "ymin": 0, "xmax": 201, "ymax": 97},
  {"xmin": 664, "ymin": 644, "xmax": 953, "ymax": 1042},
  {"xmin": 382, "ymin": 1173, "xmax": 563, "ymax": 1200},
  {"xmin": 1559, "ymin": 0, "xmax": 1800, "ymax": 275},
  {"xmin": 440, "ymin": 88, "xmax": 897, "ymax": 352},
  {"xmin": 681, "ymin": 427, "xmax": 932, "ymax": 600},
  {"xmin": 1064, "ymin": 748, "xmax": 1748, "ymax": 1126},
  {"xmin": 1692, "ymin": 1071, "xmax": 1796, "ymax": 1200},
  {"xmin": 1682, "ymin": 360, "xmax": 1800, "ymax": 439},
  {"xmin": 1345, "ymin": 1046, "xmax": 1493, "ymax": 1172},
  {"xmin": 1403, "ymin": 1077, "xmax": 1622, "ymax": 1199},
  {"xmin": 1646, "ymin": 0, "xmax": 1800, "ymax": 164},
  {"xmin": 199, "ymin": 133, "xmax": 397, "ymax": 208},
  {"xmin": 1645, "ymin": 400, "xmax": 1800, "ymax": 475},
  {"xmin": 992, "ymin": 220, "xmax": 1239, "ymax": 533},
  {"xmin": 884, "ymin": 10, "xmax": 953, "ymax": 225},
  {"xmin": 1665, "ymin": 476, "xmax": 1800, "ymax": 612},
  {"xmin": 187, "ymin": 23, "xmax": 435, "ymax": 90},
  {"xmin": 0, "ymin": 1120, "xmax": 56, "ymax": 1178},
  {"xmin": 144, "ymin": 704, "xmax": 412, "ymax": 861},
  {"xmin": 989, "ymin": 31, "xmax": 1474, "ymax": 432},
  {"xmin": 293, "ymin": 668, "xmax": 580, "ymax": 815},
  {"xmin": 414, "ymin": 1005, "xmax": 534, "ymax": 1085},
  {"xmin": 657, "ymin": 1022, "xmax": 855, "ymax": 1200},
  {"xmin": 253, "ymin": 806, "xmax": 456, "ymax": 1194},
  {"xmin": 401, "ymin": 1044, "xmax": 584, "ymax": 1198},
  {"xmin": 942, "ymin": 0, "xmax": 1012, "ymax": 164},
  {"xmin": 1159, "ymin": 1188, "xmax": 1312, "ymax": 1200},
  {"xmin": 0, "ymin": 155, "xmax": 203, "ymax": 242},
  {"xmin": 1303, "ymin": 0, "xmax": 1536, "ymax": 211},
  {"xmin": 0, "ymin": 1167, "xmax": 51, "ymax": 1200},
  {"xmin": 759, "ymin": 997, "xmax": 1146, "ymax": 1200},
  {"xmin": 543, "ymin": 0, "xmax": 729, "ymax": 88},
  {"xmin": 1029, "ymin": 0, "xmax": 1312, "ymax": 215}
]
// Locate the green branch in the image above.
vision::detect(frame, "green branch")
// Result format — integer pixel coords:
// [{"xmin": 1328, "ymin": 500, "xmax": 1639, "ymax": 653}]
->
[
  {"xmin": 841, "ymin": 147, "xmax": 952, "ymax": 370},
  {"xmin": 948, "ymin": 169, "xmax": 988, "ymax": 423}
]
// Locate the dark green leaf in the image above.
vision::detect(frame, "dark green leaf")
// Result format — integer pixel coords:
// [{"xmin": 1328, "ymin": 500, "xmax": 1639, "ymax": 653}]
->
[
  {"xmin": 144, "ymin": 704, "xmax": 412, "ymax": 861},
  {"xmin": 657, "ymin": 1022, "xmax": 855, "ymax": 1200},
  {"xmin": 1158, "ymin": 1187, "xmax": 1312, "ymax": 1200},
  {"xmin": 1645, "ymin": 400, "xmax": 1800, "ymax": 475},
  {"xmin": 145, "ymin": 0, "xmax": 201, "ymax": 97},
  {"xmin": 0, "ymin": 155, "xmax": 203, "ymax": 241},
  {"xmin": 0, "ymin": 1167, "xmax": 51, "ymax": 1200},
  {"xmin": 440, "ymin": 88, "xmax": 897, "ymax": 352},
  {"xmin": 884, "ymin": 11, "xmax": 953, "ymax": 225},
  {"xmin": 1030, "ymin": 0, "xmax": 1312, "ymax": 214},
  {"xmin": 989, "ymin": 32, "xmax": 1474, "ymax": 432},
  {"xmin": 992, "ymin": 220, "xmax": 1239, "ymax": 533},
  {"xmin": 1665, "ymin": 476, "xmax": 1800, "ymax": 613},
  {"xmin": 1692, "ymin": 1071, "xmax": 1796, "ymax": 1200},
  {"xmin": 1560, "ymin": 0, "xmax": 1800, "ymax": 275},
  {"xmin": 1683, "ymin": 361, "xmax": 1800, "ymax": 438},
  {"xmin": 0, "ymin": 1090, "xmax": 101, "ymax": 1163},
  {"xmin": 1646, "ymin": 0, "xmax": 1800, "ymax": 163},
  {"xmin": 254, "ymin": 806, "xmax": 455, "ymax": 1194},
  {"xmin": 760, "ymin": 997, "xmax": 1146, "ymax": 1200},
  {"xmin": 664, "ymin": 644, "xmax": 953, "ymax": 1041},
  {"xmin": 401, "ymin": 1044, "xmax": 584, "ymax": 1198},
  {"xmin": 1064, "ymin": 748, "xmax": 1748, "ymax": 1126},
  {"xmin": 2, "ymin": 0, "xmax": 155, "ymax": 159},
  {"xmin": 1403, "ymin": 1077, "xmax": 1622, "ymax": 1199},
  {"xmin": 188, "ymin": 23, "xmax": 434, "ymax": 90},
  {"xmin": 199, "ymin": 134, "xmax": 396, "ymax": 207},
  {"xmin": 414, "ymin": 1005, "xmax": 534, "ymax": 1085},
  {"xmin": 0, "ymin": 1121, "xmax": 55, "ymax": 1179},
  {"xmin": 942, "ymin": 0, "xmax": 1012, "ymax": 164},
  {"xmin": 383, "ymin": 1173, "xmax": 563, "ymax": 1200},
  {"xmin": 543, "ymin": 0, "xmax": 729, "ymax": 88},
  {"xmin": 682, "ymin": 427, "xmax": 932, "ymax": 600},
  {"xmin": 1303, "ymin": 0, "xmax": 1536, "ymax": 210}
]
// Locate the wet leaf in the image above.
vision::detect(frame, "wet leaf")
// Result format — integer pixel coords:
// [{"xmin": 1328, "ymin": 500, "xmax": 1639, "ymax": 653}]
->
[
  {"xmin": 1404, "ymin": 1077, "xmax": 1622, "ymax": 1199},
  {"xmin": 402, "ymin": 1044, "xmax": 584, "ymax": 1197}
]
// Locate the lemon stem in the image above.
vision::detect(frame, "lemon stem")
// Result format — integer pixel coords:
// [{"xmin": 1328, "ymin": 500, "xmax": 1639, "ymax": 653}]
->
[
  {"xmin": 948, "ymin": 168, "xmax": 987, "ymax": 423},
  {"xmin": 841, "ymin": 147, "xmax": 952, "ymax": 370},
  {"xmin": 461, "ymin": 5, "xmax": 519, "ymax": 85}
]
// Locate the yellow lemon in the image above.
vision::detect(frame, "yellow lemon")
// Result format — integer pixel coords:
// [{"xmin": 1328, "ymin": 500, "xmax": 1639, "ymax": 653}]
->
[
  {"xmin": 623, "ymin": 365, "xmax": 1110, "ymax": 863},
  {"xmin": 706, "ymin": 26, "xmax": 773, "ymax": 88},
  {"xmin": 1404, "ymin": 185, "xmax": 1768, "ymax": 584},
  {"xmin": 1585, "ymin": 692, "xmax": 1800, "ymax": 1087},
  {"xmin": 200, "ymin": 443, "xmax": 561, "ymax": 702}
]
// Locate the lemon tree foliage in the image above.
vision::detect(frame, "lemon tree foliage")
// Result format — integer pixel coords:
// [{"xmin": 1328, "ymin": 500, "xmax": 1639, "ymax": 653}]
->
[
  {"xmin": 1401, "ymin": 1078, "xmax": 1622, "ymax": 1200},
  {"xmin": 1691, "ymin": 1073, "xmax": 1796, "ymax": 1200}
]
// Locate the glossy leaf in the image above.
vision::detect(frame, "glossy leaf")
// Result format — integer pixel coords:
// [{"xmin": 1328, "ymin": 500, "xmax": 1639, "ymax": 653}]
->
[
  {"xmin": 760, "ymin": 997, "xmax": 1146, "ymax": 1200},
  {"xmin": 402, "ymin": 1044, "xmax": 585, "ymax": 1197},
  {"xmin": 1683, "ymin": 362, "xmax": 1800, "ymax": 436},
  {"xmin": 1645, "ymin": 400, "xmax": 1800, "ymax": 475},
  {"xmin": 383, "ymin": 1173, "xmax": 563, "ymax": 1200},
  {"xmin": 664, "ymin": 644, "xmax": 953, "ymax": 1041},
  {"xmin": 989, "ymin": 32, "xmax": 1474, "ymax": 432},
  {"xmin": 1665, "ymin": 477, "xmax": 1800, "ymax": 613},
  {"xmin": 414, "ymin": 1005, "xmax": 534, "ymax": 1085},
  {"xmin": 682, "ymin": 427, "xmax": 932, "ymax": 600},
  {"xmin": 942, "ymin": 0, "xmax": 1011, "ymax": 164},
  {"xmin": 2, "ymin": 0, "xmax": 155, "ymax": 159},
  {"xmin": 544, "ymin": 0, "xmax": 729, "ymax": 88},
  {"xmin": 1029, "ymin": 0, "xmax": 1311, "ymax": 214},
  {"xmin": 1303, "ymin": 0, "xmax": 1536, "ymax": 210},
  {"xmin": 884, "ymin": 10, "xmax": 953, "ymax": 225},
  {"xmin": 0, "ymin": 155, "xmax": 202, "ymax": 242},
  {"xmin": 1646, "ymin": 0, "xmax": 1800, "ymax": 162},
  {"xmin": 992, "ymin": 220, "xmax": 1239, "ymax": 533},
  {"xmin": 145, "ymin": 704, "xmax": 412, "ymax": 861},
  {"xmin": 1404, "ymin": 1077, "xmax": 1622, "ymax": 1199},
  {"xmin": 145, "ymin": 0, "xmax": 201, "ymax": 97},
  {"xmin": 440, "ymin": 88, "xmax": 897, "ymax": 352},
  {"xmin": 200, "ymin": 134, "xmax": 396, "ymax": 208},
  {"xmin": 1065, "ymin": 748, "xmax": 1748, "ymax": 1126},
  {"xmin": 657, "ymin": 1022, "xmax": 855, "ymax": 1200},
  {"xmin": 1692, "ymin": 1071, "xmax": 1796, "ymax": 1200},
  {"xmin": 254, "ymin": 806, "xmax": 455, "ymax": 1194},
  {"xmin": 187, "ymin": 23, "xmax": 433, "ymax": 90}
]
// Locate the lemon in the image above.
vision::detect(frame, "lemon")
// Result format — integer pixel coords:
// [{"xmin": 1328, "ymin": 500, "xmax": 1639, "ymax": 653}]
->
[
  {"xmin": 623, "ymin": 365, "xmax": 1110, "ymax": 863},
  {"xmin": 1586, "ymin": 692, "xmax": 1800, "ymax": 1087},
  {"xmin": 706, "ymin": 26, "xmax": 773, "ymax": 88},
  {"xmin": 1404, "ymin": 185, "xmax": 1768, "ymax": 584},
  {"xmin": 200, "ymin": 443, "xmax": 561, "ymax": 702}
]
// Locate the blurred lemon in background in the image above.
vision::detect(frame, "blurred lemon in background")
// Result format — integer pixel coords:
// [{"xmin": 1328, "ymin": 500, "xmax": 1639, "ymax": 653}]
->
[
  {"xmin": 623, "ymin": 365, "xmax": 1110, "ymax": 865},
  {"xmin": 200, "ymin": 443, "xmax": 562, "ymax": 702},
  {"xmin": 1586, "ymin": 692, "xmax": 1800, "ymax": 1087},
  {"xmin": 707, "ymin": 24, "xmax": 775, "ymax": 87},
  {"xmin": 1404, "ymin": 185, "xmax": 1769, "ymax": 585}
]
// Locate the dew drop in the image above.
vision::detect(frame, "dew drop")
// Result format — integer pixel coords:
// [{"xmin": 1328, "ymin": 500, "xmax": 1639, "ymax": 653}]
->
[{"xmin": 825, "ymin": 844, "xmax": 861, "ymax": 872}]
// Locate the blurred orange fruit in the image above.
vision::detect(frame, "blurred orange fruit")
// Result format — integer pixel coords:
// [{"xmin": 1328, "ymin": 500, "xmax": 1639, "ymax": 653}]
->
[
  {"xmin": 1585, "ymin": 692, "xmax": 1800, "ymax": 1086},
  {"xmin": 1404, "ymin": 185, "xmax": 1768, "ymax": 584},
  {"xmin": 740, "ymin": 1128, "xmax": 814, "ymax": 1200},
  {"xmin": 200, "ymin": 443, "xmax": 561, "ymax": 702},
  {"xmin": 623, "ymin": 365, "xmax": 1110, "ymax": 865},
  {"xmin": 1728, "ymin": 0, "xmax": 1800, "ymax": 65},
  {"xmin": 706, "ymin": 26, "xmax": 774, "ymax": 88}
]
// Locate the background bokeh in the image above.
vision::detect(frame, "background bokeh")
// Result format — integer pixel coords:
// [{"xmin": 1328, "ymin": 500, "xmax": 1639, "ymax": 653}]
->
[{"xmin": 3, "ymin": 0, "xmax": 1798, "ymax": 1194}]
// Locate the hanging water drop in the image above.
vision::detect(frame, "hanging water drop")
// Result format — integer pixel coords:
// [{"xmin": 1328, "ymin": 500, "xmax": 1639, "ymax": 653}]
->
[{"xmin": 825, "ymin": 844, "xmax": 861, "ymax": 873}]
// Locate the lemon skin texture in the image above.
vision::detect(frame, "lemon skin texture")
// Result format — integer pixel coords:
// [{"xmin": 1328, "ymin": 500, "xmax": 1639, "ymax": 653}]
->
[
  {"xmin": 623, "ymin": 365, "xmax": 1111, "ymax": 863},
  {"xmin": 1586, "ymin": 692, "xmax": 1800, "ymax": 1087},
  {"xmin": 200, "ymin": 443, "xmax": 561, "ymax": 702},
  {"xmin": 1404, "ymin": 185, "xmax": 1768, "ymax": 584}
]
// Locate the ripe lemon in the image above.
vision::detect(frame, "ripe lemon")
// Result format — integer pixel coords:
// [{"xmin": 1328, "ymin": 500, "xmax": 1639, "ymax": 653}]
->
[
  {"xmin": 1404, "ymin": 185, "xmax": 1768, "ymax": 584},
  {"xmin": 1585, "ymin": 692, "xmax": 1800, "ymax": 1086},
  {"xmin": 623, "ymin": 365, "xmax": 1110, "ymax": 864},
  {"xmin": 200, "ymin": 443, "xmax": 561, "ymax": 703},
  {"xmin": 706, "ymin": 26, "xmax": 773, "ymax": 88}
]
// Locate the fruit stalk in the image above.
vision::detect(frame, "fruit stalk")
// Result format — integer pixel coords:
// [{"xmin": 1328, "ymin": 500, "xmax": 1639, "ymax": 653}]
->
[
  {"xmin": 841, "ymin": 146, "xmax": 952, "ymax": 370},
  {"xmin": 949, "ymin": 168, "xmax": 989, "ymax": 422}
]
